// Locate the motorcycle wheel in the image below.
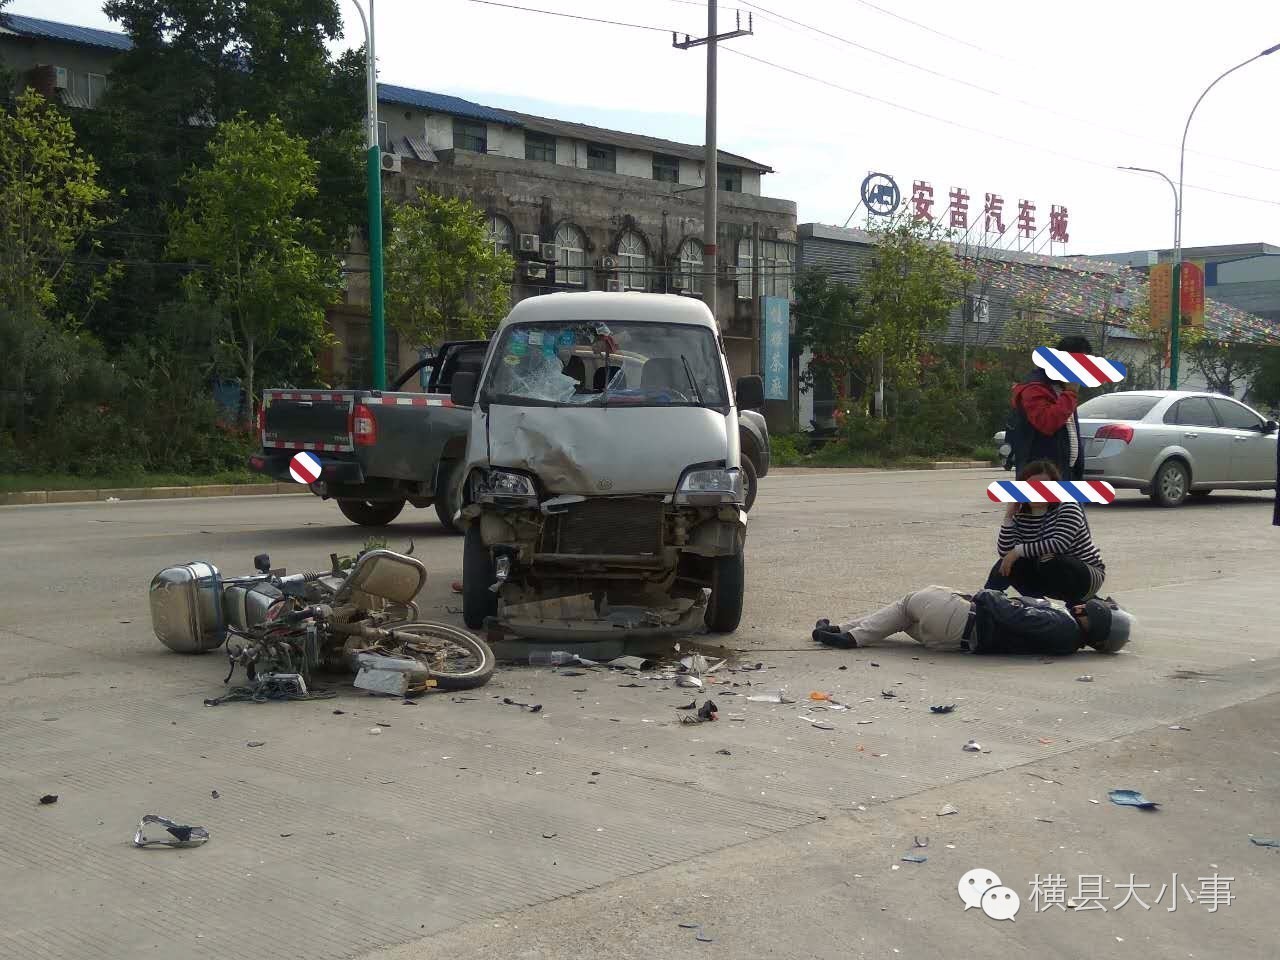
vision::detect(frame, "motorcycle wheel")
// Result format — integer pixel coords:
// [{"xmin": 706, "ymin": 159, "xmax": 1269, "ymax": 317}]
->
[{"xmin": 383, "ymin": 621, "xmax": 496, "ymax": 690}]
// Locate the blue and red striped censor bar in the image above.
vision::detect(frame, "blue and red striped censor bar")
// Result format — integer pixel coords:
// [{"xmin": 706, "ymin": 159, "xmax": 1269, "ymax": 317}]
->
[
  {"xmin": 987, "ymin": 479, "xmax": 1116, "ymax": 504},
  {"xmin": 1033, "ymin": 347, "xmax": 1127, "ymax": 387}
]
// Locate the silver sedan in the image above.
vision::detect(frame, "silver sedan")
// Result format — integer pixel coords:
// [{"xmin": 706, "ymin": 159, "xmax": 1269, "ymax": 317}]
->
[{"xmin": 1079, "ymin": 390, "xmax": 1277, "ymax": 506}]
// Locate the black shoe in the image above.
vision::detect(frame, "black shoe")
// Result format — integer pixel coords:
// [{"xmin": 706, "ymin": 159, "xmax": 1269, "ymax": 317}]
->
[{"xmin": 812, "ymin": 624, "xmax": 857, "ymax": 649}]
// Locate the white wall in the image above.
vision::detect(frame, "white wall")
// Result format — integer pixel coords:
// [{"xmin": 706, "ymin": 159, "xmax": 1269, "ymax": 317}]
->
[
  {"xmin": 678, "ymin": 158, "xmax": 704, "ymax": 186},
  {"xmin": 556, "ymin": 138, "xmax": 578, "ymax": 167},
  {"xmin": 1218, "ymin": 257, "xmax": 1280, "ymax": 284},
  {"xmin": 616, "ymin": 146, "xmax": 650, "ymax": 179},
  {"xmin": 741, "ymin": 171, "xmax": 762, "ymax": 197},
  {"xmin": 424, "ymin": 114, "xmax": 453, "ymax": 150},
  {"xmin": 487, "ymin": 124, "xmax": 524, "ymax": 159}
]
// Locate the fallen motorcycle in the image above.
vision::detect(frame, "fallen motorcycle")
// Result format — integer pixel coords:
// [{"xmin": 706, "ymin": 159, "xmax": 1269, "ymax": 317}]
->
[{"xmin": 148, "ymin": 548, "xmax": 495, "ymax": 696}]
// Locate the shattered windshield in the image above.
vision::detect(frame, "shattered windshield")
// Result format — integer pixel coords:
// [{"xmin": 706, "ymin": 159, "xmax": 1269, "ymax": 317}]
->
[{"xmin": 483, "ymin": 321, "xmax": 729, "ymax": 408}]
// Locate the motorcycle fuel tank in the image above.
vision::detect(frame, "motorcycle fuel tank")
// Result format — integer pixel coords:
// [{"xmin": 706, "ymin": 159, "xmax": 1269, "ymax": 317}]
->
[{"xmin": 149, "ymin": 561, "xmax": 226, "ymax": 653}]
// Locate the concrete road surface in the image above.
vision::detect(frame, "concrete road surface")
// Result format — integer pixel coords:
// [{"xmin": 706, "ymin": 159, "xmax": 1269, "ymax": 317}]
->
[{"xmin": 1, "ymin": 469, "xmax": 1276, "ymax": 960}]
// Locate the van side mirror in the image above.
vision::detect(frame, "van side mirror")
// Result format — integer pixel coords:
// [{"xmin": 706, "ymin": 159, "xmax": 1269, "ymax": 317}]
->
[
  {"xmin": 1264, "ymin": 419, "xmax": 1278, "ymax": 434},
  {"xmin": 451, "ymin": 371, "xmax": 478, "ymax": 407},
  {"xmin": 736, "ymin": 375, "xmax": 765, "ymax": 411}
]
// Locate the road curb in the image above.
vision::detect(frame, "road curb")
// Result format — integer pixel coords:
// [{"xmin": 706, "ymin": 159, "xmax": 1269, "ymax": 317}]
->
[
  {"xmin": 0, "ymin": 482, "xmax": 308, "ymax": 506},
  {"xmin": 928, "ymin": 460, "xmax": 996, "ymax": 469}
]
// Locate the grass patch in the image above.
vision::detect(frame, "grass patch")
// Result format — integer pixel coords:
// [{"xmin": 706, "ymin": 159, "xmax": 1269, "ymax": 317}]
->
[
  {"xmin": 0, "ymin": 469, "xmax": 269, "ymax": 494},
  {"xmin": 771, "ymin": 433, "xmax": 995, "ymax": 470}
]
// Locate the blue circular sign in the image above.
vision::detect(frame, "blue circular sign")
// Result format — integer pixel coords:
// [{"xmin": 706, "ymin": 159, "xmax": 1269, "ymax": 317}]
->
[{"xmin": 860, "ymin": 172, "xmax": 901, "ymax": 216}]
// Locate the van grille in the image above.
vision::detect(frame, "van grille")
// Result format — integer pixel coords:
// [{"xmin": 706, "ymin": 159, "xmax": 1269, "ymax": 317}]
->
[{"xmin": 539, "ymin": 499, "xmax": 664, "ymax": 556}]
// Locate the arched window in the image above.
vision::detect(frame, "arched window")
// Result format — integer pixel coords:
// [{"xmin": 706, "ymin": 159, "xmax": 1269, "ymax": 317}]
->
[
  {"xmin": 486, "ymin": 215, "xmax": 513, "ymax": 257},
  {"xmin": 554, "ymin": 223, "xmax": 587, "ymax": 286},
  {"xmin": 677, "ymin": 237, "xmax": 704, "ymax": 295},
  {"xmin": 616, "ymin": 230, "xmax": 648, "ymax": 291}
]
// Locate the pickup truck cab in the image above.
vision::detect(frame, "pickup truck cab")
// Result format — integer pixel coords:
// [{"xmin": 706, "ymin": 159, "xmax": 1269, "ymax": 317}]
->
[
  {"xmin": 249, "ymin": 341, "xmax": 487, "ymax": 530},
  {"xmin": 452, "ymin": 292, "xmax": 762, "ymax": 642}
]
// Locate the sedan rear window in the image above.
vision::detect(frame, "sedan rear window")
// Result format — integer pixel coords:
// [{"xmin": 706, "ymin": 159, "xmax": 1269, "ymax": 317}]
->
[{"xmin": 1077, "ymin": 394, "xmax": 1160, "ymax": 421}]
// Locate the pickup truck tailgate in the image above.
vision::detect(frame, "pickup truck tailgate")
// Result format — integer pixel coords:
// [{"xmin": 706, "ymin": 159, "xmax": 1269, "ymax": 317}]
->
[{"xmin": 262, "ymin": 390, "xmax": 354, "ymax": 451}]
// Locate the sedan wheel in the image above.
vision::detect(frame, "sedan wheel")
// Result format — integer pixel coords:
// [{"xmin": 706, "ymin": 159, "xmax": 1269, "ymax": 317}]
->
[{"xmin": 1150, "ymin": 459, "xmax": 1190, "ymax": 507}]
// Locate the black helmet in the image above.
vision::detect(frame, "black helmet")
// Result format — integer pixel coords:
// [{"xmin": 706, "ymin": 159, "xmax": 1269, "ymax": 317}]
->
[{"xmin": 1084, "ymin": 599, "xmax": 1132, "ymax": 653}]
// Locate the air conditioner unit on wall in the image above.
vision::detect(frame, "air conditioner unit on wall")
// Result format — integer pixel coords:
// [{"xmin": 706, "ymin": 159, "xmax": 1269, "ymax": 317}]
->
[
  {"xmin": 670, "ymin": 273, "xmax": 685, "ymax": 290},
  {"xmin": 599, "ymin": 254, "xmax": 618, "ymax": 271},
  {"xmin": 523, "ymin": 262, "xmax": 547, "ymax": 280},
  {"xmin": 519, "ymin": 234, "xmax": 541, "ymax": 253},
  {"xmin": 605, "ymin": 278, "xmax": 623, "ymax": 292},
  {"xmin": 540, "ymin": 242, "xmax": 557, "ymax": 261},
  {"xmin": 380, "ymin": 152, "xmax": 402, "ymax": 174}
]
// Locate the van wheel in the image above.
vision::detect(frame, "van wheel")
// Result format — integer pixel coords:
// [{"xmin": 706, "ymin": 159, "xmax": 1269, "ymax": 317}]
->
[
  {"xmin": 433, "ymin": 462, "xmax": 463, "ymax": 535},
  {"xmin": 337, "ymin": 498, "xmax": 405, "ymax": 526},
  {"xmin": 705, "ymin": 551, "xmax": 745, "ymax": 633},
  {"xmin": 1150, "ymin": 459, "xmax": 1190, "ymax": 507},
  {"xmin": 742, "ymin": 457, "xmax": 759, "ymax": 513},
  {"xmin": 462, "ymin": 525, "xmax": 497, "ymax": 629}
]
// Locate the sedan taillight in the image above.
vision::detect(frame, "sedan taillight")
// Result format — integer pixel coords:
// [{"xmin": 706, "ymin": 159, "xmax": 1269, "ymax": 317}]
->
[{"xmin": 1095, "ymin": 423, "xmax": 1134, "ymax": 444}]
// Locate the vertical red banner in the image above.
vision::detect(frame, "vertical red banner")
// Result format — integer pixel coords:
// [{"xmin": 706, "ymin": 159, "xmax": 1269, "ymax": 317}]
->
[{"xmin": 1179, "ymin": 261, "xmax": 1205, "ymax": 328}]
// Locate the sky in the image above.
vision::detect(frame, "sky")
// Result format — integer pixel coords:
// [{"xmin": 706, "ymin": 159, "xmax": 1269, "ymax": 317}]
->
[{"xmin": 16, "ymin": 0, "xmax": 1280, "ymax": 255}]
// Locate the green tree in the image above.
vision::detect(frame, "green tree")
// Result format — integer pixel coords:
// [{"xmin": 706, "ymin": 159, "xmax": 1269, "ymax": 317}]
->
[
  {"xmin": 793, "ymin": 268, "xmax": 864, "ymax": 402},
  {"xmin": 0, "ymin": 92, "xmax": 112, "ymax": 441},
  {"xmin": 857, "ymin": 214, "xmax": 973, "ymax": 414},
  {"xmin": 1122, "ymin": 291, "xmax": 1205, "ymax": 391},
  {"xmin": 167, "ymin": 115, "xmax": 339, "ymax": 426},
  {"xmin": 384, "ymin": 191, "xmax": 514, "ymax": 346},
  {"xmin": 1248, "ymin": 346, "xmax": 1280, "ymax": 412},
  {"xmin": 1187, "ymin": 338, "xmax": 1264, "ymax": 398}
]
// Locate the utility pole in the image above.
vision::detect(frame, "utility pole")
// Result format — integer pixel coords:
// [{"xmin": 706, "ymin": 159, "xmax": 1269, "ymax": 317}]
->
[
  {"xmin": 750, "ymin": 221, "xmax": 760, "ymax": 374},
  {"xmin": 674, "ymin": 5, "xmax": 752, "ymax": 326},
  {"xmin": 351, "ymin": 0, "xmax": 386, "ymax": 389}
]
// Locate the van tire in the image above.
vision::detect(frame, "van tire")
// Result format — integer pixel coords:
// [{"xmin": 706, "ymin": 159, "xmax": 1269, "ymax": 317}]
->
[
  {"xmin": 705, "ymin": 550, "xmax": 745, "ymax": 634},
  {"xmin": 742, "ymin": 457, "xmax": 759, "ymax": 513},
  {"xmin": 337, "ymin": 498, "xmax": 405, "ymax": 527},
  {"xmin": 462, "ymin": 526, "xmax": 498, "ymax": 629}
]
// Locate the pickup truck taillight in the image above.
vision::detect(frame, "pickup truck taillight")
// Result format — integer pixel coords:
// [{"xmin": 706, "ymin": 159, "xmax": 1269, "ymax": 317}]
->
[
  {"xmin": 1095, "ymin": 423, "xmax": 1134, "ymax": 444},
  {"xmin": 350, "ymin": 402, "xmax": 378, "ymax": 446}
]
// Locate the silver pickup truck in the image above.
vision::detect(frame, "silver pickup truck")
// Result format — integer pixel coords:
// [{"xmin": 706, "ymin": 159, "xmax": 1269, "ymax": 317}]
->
[{"xmin": 249, "ymin": 341, "xmax": 488, "ymax": 531}]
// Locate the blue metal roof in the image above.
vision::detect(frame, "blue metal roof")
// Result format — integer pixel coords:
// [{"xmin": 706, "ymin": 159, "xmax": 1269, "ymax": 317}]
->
[
  {"xmin": 377, "ymin": 83, "xmax": 517, "ymax": 125},
  {"xmin": 1, "ymin": 13, "xmax": 134, "ymax": 52}
]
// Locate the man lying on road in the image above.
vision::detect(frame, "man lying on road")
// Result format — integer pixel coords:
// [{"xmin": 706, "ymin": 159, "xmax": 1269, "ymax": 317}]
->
[{"xmin": 811, "ymin": 587, "xmax": 1132, "ymax": 656}]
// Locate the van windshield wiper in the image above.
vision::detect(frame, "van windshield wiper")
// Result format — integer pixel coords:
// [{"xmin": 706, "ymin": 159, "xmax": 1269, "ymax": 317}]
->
[{"xmin": 679, "ymin": 355, "xmax": 703, "ymax": 404}]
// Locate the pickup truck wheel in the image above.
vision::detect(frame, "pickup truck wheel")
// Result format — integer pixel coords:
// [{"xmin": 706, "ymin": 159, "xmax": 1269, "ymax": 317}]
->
[
  {"xmin": 337, "ymin": 498, "xmax": 405, "ymax": 527},
  {"xmin": 433, "ymin": 462, "xmax": 464, "ymax": 535},
  {"xmin": 742, "ymin": 457, "xmax": 759, "ymax": 513},
  {"xmin": 704, "ymin": 550, "xmax": 745, "ymax": 634},
  {"xmin": 462, "ymin": 526, "xmax": 498, "ymax": 629}
]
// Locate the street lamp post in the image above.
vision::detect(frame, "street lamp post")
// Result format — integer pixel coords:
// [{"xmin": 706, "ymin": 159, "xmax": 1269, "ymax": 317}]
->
[
  {"xmin": 1117, "ymin": 165, "xmax": 1179, "ymax": 383},
  {"xmin": 1171, "ymin": 41, "xmax": 1280, "ymax": 389},
  {"xmin": 351, "ymin": 0, "xmax": 387, "ymax": 390}
]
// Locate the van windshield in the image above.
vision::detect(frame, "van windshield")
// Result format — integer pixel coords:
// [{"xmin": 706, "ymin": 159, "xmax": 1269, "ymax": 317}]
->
[{"xmin": 483, "ymin": 320, "xmax": 729, "ymax": 408}]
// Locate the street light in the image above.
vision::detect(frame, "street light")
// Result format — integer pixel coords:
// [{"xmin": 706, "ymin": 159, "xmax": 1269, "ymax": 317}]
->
[
  {"xmin": 350, "ymin": 0, "xmax": 387, "ymax": 390},
  {"xmin": 1170, "ymin": 41, "xmax": 1280, "ymax": 389},
  {"xmin": 1117, "ymin": 165, "xmax": 1179, "ymax": 377}
]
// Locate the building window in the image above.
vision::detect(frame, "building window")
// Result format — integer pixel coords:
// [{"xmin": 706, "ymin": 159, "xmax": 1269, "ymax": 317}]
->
[
  {"xmin": 453, "ymin": 119, "xmax": 487, "ymax": 153},
  {"xmin": 345, "ymin": 323, "xmax": 400, "ymax": 388},
  {"xmin": 617, "ymin": 230, "xmax": 648, "ymax": 291},
  {"xmin": 555, "ymin": 223, "xmax": 587, "ymax": 287},
  {"xmin": 486, "ymin": 215, "xmax": 514, "ymax": 257},
  {"xmin": 736, "ymin": 239, "xmax": 796, "ymax": 301},
  {"xmin": 377, "ymin": 120, "xmax": 390, "ymax": 152},
  {"xmin": 720, "ymin": 166, "xmax": 743, "ymax": 193},
  {"xmin": 677, "ymin": 238, "xmax": 704, "ymax": 295},
  {"xmin": 587, "ymin": 143, "xmax": 616, "ymax": 172},
  {"xmin": 653, "ymin": 154, "xmax": 679, "ymax": 183},
  {"xmin": 525, "ymin": 130, "xmax": 556, "ymax": 163}
]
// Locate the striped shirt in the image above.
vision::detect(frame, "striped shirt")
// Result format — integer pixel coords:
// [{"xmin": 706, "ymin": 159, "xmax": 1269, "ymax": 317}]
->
[
  {"xmin": 1064, "ymin": 412, "xmax": 1080, "ymax": 468},
  {"xmin": 997, "ymin": 502, "xmax": 1105, "ymax": 596}
]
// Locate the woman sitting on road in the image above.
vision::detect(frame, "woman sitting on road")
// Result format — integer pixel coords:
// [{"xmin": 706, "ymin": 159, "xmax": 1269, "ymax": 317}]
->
[{"xmin": 984, "ymin": 459, "xmax": 1106, "ymax": 603}]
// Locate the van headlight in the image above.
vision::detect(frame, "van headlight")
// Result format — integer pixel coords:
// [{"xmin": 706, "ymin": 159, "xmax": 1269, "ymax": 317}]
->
[
  {"xmin": 472, "ymin": 469, "xmax": 539, "ymax": 507},
  {"xmin": 675, "ymin": 467, "xmax": 743, "ymax": 505}
]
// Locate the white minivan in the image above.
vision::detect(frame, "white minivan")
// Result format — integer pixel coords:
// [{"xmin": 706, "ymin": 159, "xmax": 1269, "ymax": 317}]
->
[{"xmin": 449, "ymin": 292, "xmax": 760, "ymax": 642}]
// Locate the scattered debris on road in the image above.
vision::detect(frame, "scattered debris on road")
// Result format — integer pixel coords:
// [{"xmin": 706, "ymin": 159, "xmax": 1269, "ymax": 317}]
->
[
  {"xmin": 38, "ymin": 794, "xmax": 58, "ymax": 805},
  {"xmin": 963, "ymin": 740, "xmax": 983, "ymax": 752},
  {"xmin": 881, "ymin": 690, "xmax": 897, "ymax": 700},
  {"xmin": 1026, "ymin": 772, "xmax": 1063, "ymax": 785},
  {"xmin": 502, "ymin": 697, "xmax": 543, "ymax": 713},
  {"xmin": 246, "ymin": 740, "xmax": 265, "ymax": 748},
  {"xmin": 937, "ymin": 803, "xmax": 959, "ymax": 817},
  {"xmin": 1108, "ymin": 789, "xmax": 1160, "ymax": 810},
  {"xmin": 929, "ymin": 704, "xmax": 956, "ymax": 714},
  {"xmin": 133, "ymin": 815, "xmax": 209, "ymax": 848},
  {"xmin": 1248, "ymin": 836, "xmax": 1280, "ymax": 848},
  {"xmin": 211, "ymin": 790, "xmax": 220, "ymax": 799},
  {"xmin": 902, "ymin": 853, "xmax": 928, "ymax": 863},
  {"xmin": 1076, "ymin": 675, "xmax": 1094, "ymax": 682},
  {"xmin": 716, "ymin": 748, "xmax": 732, "ymax": 756},
  {"xmin": 1169, "ymin": 724, "xmax": 1191, "ymax": 731},
  {"xmin": 746, "ymin": 690, "xmax": 794, "ymax": 704}
]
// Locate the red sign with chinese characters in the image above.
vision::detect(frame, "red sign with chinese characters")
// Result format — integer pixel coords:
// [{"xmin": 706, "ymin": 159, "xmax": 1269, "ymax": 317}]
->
[{"xmin": 1179, "ymin": 261, "xmax": 1205, "ymax": 328}]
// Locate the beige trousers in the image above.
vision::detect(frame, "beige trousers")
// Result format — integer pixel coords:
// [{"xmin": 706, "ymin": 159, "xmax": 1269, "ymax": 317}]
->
[{"xmin": 839, "ymin": 586, "xmax": 973, "ymax": 649}]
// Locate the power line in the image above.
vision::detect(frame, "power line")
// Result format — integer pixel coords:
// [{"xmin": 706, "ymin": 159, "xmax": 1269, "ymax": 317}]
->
[
  {"xmin": 737, "ymin": 0, "xmax": 1280, "ymax": 178},
  {"xmin": 465, "ymin": 0, "xmax": 677, "ymax": 33},
  {"xmin": 722, "ymin": 47, "xmax": 1280, "ymax": 209},
  {"xmin": 841, "ymin": 0, "xmax": 1013, "ymax": 61}
]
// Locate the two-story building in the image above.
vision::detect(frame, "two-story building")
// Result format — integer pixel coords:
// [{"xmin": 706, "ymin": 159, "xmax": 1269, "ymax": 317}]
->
[{"xmin": 3, "ymin": 14, "xmax": 798, "ymax": 394}]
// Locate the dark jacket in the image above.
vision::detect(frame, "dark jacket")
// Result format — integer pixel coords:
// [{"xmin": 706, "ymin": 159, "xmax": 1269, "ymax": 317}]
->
[
  {"xmin": 970, "ymin": 589, "xmax": 1083, "ymax": 656},
  {"xmin": 1009, "ymin": 370, "xmax": 1084, "ymax": 480}
]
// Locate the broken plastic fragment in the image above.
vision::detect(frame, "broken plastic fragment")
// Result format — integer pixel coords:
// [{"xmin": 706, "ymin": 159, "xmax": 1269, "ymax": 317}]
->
[
  {"xmin": 902, "ymin": 854, "xmax": 928, "ymax": 863},
  {"xmin": 1108, "ymin": 789, "xmax": 1160, "ymax": 810},
  {"xmin": 930, "ymin": 704, "xmax": 956, "ymax": 714},
  {"xmin": 1249, "ymin": 836, "xmax": 1280, "ymax": 848},
  {"xmin": 800, "ymin": 716, "xmax": 835, "ymax": 731},
  {"xmin": 881, "ymin": 690, "xmax": 897, "ymax": 700},
  {"xmin": 1076, "ymin": 675, "xmax": 1094, "ymax": 682},
  {"xmin": 937, "ymin": 803, "xmax": 959, "ymax": 817},
  {"xmin": 963, "ymin": 740, "xmax": 982, "ymax": 752},
  {"xmin": 746, "ymin": 690, "xmax": 793, "ymax": 704},
  {"xmin": 38, "ymin": 794, "xmax": 58, "ymax": 805},
  {"xmin": 133, "ymin": 815, "xmax": 209, "ymax": 848},
  {"xmin": 697, "ymin": 700, "xmax": 719, "ymax": 722},
  {"xmin": 676, "ymin": 675, "xmax": 704, "ymax": 690}
]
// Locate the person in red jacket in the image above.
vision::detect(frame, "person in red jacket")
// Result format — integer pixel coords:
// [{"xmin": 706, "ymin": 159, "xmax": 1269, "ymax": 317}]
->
[{"xmin": 1007, "ymin": 335, "xmax": 1091, "ymax": 480}]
